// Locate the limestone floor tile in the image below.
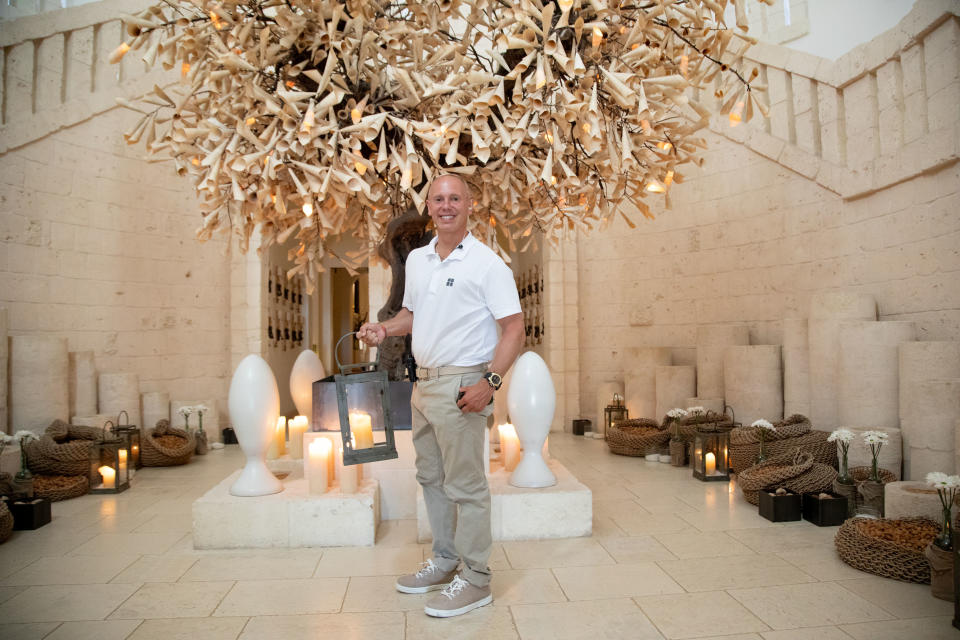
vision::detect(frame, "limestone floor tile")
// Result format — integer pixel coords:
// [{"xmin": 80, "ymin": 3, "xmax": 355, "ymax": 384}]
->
[
  {"xmin": 728, "ymin": 582, "xmax": 895, "ymax": 629},
  {"xmin": 182, "ymin": 551, "xmax": 321, "ymax": 581},
  {"xmin": 214, "ymin": 578, "xmax": 348, "ymax": 617},
  {"xmin": 836, "ymin": 577, "xmax": 953, "ymax": 618},
  {"xmin": 629, "ymin": 492, "xmax": 702, "ymax": 514},
  {"xmin": 489, "ymin": 543, "xmax": 511, "ymax": 570},
  {"xmin": 69, "ymin": 532, "xmax": 185, "ymax": 556},
  {"xmin": 596, "ymin": 536, "xmax": 677, "ymax": 564},
  {"xmin": 687, "ymin": 635, "xmax": 761, "ymax": 640},
  {"xmin": 760, "ymin": 627, "xmax": 859, "ymax": 640},
  {"xmin": 81, "ymin": 511, "xmax": 157, "ymax": 535},
  {"xmin": 110, "ymin": 554, "xmax": 197, "ymax": 583},
  {"xmin": 239, "ymin": 612, "xmax": 404, "ymax": 640},
  {"xmin": 511, "ymin": 598, "xmax": 664, "ymax": 640},
  {"xmin": 491, "ymin": 568, "xmax": 567, "ymax": 605},
  {"xmin": 375, "ymin": 519, "xmax": 419, "ymax": 546},
  {"xmin": 45, "ymin": 511, "xmax": 110, "ymax": 532},
  {"xmin": 774, "ymin": 547, "xmax": 870, "ymax": 581},
  {"xmin": 590, "ymin": 484, "xmax": 642, "ymax": 501},
  {"xmin": 593, "ymin": 498, "xmax": 651, "ymax": 521},
  {"xmin": 677, "ymin": 507, "xmax": 779, "ymax": 532},
  {"xmin": 136, "ymin": 498, "xmax": 194, "ymax": 518},
  {"xmin": 501, "ymin": 538, "xmax": 615, "ymax": 569},
  {"xmin": 0, "ymin": 554, "xmax": 137, "ymax": 585},
  {"xmin": 839, "ymin": 616, "xmax": 957, "ymax": 639},
  {"xmin": 0, "ymin": 531, "xmax": 97, "ymax": 565},
  {"xmin": 0, "ymin": 548, "xmax": 44, "ymax": 580},
  {"xmin": 109, "ymin": 581, "xmax": 234, "ymax": 619},
  {"xmin": 609, "ymin": 512, "xmax": 690, "ymax": 536},
  {"xmin": 127, "ymin": 616, "xmax": 248, "ymax": 640},
  {"xmin": 727, "ymin": 524, "xmax": 837, "ymax": 553},
  {"xmin": 44, "ymin": 619, "xmax": 143, "ymax": 640},
  {"xmin": 0, "ymin": 584, "xmax": 139, "ymax": 622},
  {"xmin": 0, "ymin": 584, "xmax": 27, "ymax": 603},
  {"xmin": 313, "ymin": 546, "xmax": 422, "ymax": 578},
  {"xmin": 635, "ymin": 591, "xmax": 769, "ymax": 639},
  {"xmin": 552, "ymin": 563, "xmax": 683, "ymax": 601},
  {"xmin": 652, "ymin": 530, "xmax": 756, "ymax": 559},
  {"xmin": 342, "ymin": 575, "xmax": 433, "ymax": 612},
  {"xmin": 657, "ymin": 553, "xmax": 815, "ymax": 592},
  {"xmin": 592, "ymin": 514, "xmax": 627, "ymax": 537},
  {"xmin": 0, "ymin": 622, "xmax": 59, "ymax": 640},
  {"xmin": 405, "ymin": 604, "xmax": 519, "ymax": 640},
  {"xmin": 132, "ymin": 512, "xmax": 194, "ymax": 534}
]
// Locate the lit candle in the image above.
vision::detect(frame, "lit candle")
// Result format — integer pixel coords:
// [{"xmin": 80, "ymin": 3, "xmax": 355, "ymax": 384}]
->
[
  {"xmin": 349, "ymin": 411, "xmax": 374, "ymax": 449},
  {"xmin": 307, "ymin": 438, "xmax": 330, "ymax": 495},
  {"xmin": 498, "ymin": 423, "xmax": 522, "ymax": 472},
  {"xmin": 324, "ymin": 436, "xmax": 335, "ymax": 486},
  {"xmin": 289, "ymin": 416, "xmax": 308, "ymax": 459},
  {"xmin": 340, "ymin": 447, "xmax": 359, "ymax": 493},
  {"xmin": 705, "ymin": 452, "xmax": 716, "ymax": 475},
  {"xmin": 99, "ymin": 465, "xmax": 116, "ymax": 489},
  {"xmin": 118, "ymin": 449, "xmax": 128, "ymax": 480},
  {"xmin": 276, "ymin": 416, "xmax": 287, "ymax": 456}
]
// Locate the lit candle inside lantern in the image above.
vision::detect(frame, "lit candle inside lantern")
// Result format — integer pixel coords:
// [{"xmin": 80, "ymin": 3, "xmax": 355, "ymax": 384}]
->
[
  {"xmin": 99, "ymin": 465, "xmax": 116, "ymax": 489},
  {"xmin": 289, "ymin": 416, "xmax": 308, "ymax": 459},
  {"xmin": 350, "ymin": 412, "xmax": 374, "ymax": 449},
  {"xmin": 118, "ymin": 449, "xmax": 128, "ymax": 480},
  {"xmin": 324, "ymin": 436, "xmax": 335, "ymax": 486},
  {"xmin": 339, "ymin": 447, "xmax": 359, "ymax": 493},
  {"xmin": 498, "ymin": 423, "xmax": 522, "ymax": 472},
  {"xmin": 307, "ymin": 438, "xmax": 330, "ymax": 495},
  {"xmin": 705, "ymin": 452, "xmax": 716, "ymax": 476},
  {"xmin": 276, "ymin": 417, "xmax": 287, "ymax": 456}
]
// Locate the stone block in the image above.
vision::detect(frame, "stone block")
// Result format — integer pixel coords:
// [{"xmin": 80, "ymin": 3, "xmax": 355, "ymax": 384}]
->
[
  {"xmin": 927, "ymin": 83, "xmax": 960, "ymax": 133},
  {"xmin": 884, "ymin": 481, "xmax": 942, "ymax": 520},
  {"xmin": 723, "ymin": 345, "xmax": 783, "ymax": 425}
]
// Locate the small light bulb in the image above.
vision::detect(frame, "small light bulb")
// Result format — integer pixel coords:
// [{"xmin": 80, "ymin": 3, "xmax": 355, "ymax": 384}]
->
[
  {"xmin": 592, "ymin": 26, "xmax": 603, "ymax": 48},
  {"xmin": 544, "ymin": 131, "xmax": 554, "ymax": 144},
  {"xmin": 181, "ymin": 62, "xmax": 190, "ymax": 77},
  {"xmin": 191, "ymin": 157, "xmax": 200, "ymax": 166},
  {"xmin": 355, "ymin": 161, "xmax": 367, "ymax": 175},
  {"xmin": 665, "ymin": 170, "xmax": 675, "ymax": 186},
  {"xmin": 302, "ymin": 202, "xmax": 313, "ymax": 216},
  {"xmin": 557, "ymin": 0, "xmax": 573, "ymax": 10},
  {"xmin": 729, "ymin": 101, "xmax": 745, "ymax": 127},
  {"xmin": 351, "ymin": 108, "xmax": 362, "ymax": 124},
  {"xmin": 646, "ymin": 181, "xmax": 666, "ymax": 193},
  {"xmin": 582, "ymin": 122, "xmax": 591, "ymax": 134},
  {"xmin": 246, "ymin": 117, "xmax": 256, "ymax": 126},
  {"xmin": 549, "ymin": 175, "xmax": 557, "ymax": 185}
]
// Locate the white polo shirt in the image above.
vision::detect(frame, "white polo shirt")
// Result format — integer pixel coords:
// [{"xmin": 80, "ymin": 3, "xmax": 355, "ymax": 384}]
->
[{"xmin": 402, "ymin": 232, "xmax": 521, "ymax": 369}]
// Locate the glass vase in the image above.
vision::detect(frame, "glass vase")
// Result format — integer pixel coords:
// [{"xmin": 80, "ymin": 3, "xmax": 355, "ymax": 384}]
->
[
  {"xmin": 16, "ymin": 443, "xmax": 32, "ymax": 481},
  {"xmin": 936, "ymin": 506, "xmax": 953, "ymax": 551},
  {"xmin": 836, "ymin": 450, "xmax": 854, "ymax": 485},
  {"xmin": 870, "ymin": 457, "xmax": 880, "ymax": 482},
  {"xmin": 756, "ymin": 437, "xmax": 767, "ymax": 464}
]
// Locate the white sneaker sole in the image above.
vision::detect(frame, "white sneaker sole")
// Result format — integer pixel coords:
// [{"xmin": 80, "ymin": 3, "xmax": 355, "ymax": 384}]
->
[
  {"xmin": 395, "ymin": 581, "xmax": 450, "ymax": 594},
  {"xmin": 424, "ymin": 594, "xmax": 493, "ymax": 618}
]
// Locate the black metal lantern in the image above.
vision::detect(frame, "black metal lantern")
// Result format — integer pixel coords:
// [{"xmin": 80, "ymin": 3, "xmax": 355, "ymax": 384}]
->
[
  {"xmin": 113, "ymin": 410, "xmax": 142, "ymax": 470},
  {"xmin": 692, "ymin": 426, "xmax": 731, "ymax": 482},
  {"xmin": 603, "ymin": 393, "xmax": 628, "ymax": 440},
  {"xmin": 334, "ymin": 333, "xmax": 398, "ymax": 466},
  {"xmin": 89, "ymin": 421, "xmax": 131, "ymax": 494}
]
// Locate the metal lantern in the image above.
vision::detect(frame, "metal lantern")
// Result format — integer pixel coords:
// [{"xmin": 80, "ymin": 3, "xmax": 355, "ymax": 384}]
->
[
  {"xmin": 603, "ymin": 393, "xmax": 628, "ymax": 440},
  {"xmin": 89, "ymin": 421, "xmax": 131, "ymax": 494},
  {"xmin": 334, "ymin": 333, "xmax": 399, "ymax": 466},
  {"xmin": 692, "ymin": 426, "xmax": 731, "ymax": 482},
  {"xmin": 113, "ymin": 410, "xmax": 142, "ymax": 470}
]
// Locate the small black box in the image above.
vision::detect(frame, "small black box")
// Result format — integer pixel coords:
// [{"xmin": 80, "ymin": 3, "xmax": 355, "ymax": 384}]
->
[
  {"xmin": 758, "ymin": 488, "xmax": 802, "ymax": 522},
  {"xmin": 222, "ymin": 427, "xmax": 238, "ymax": 444},
  {"xmin": 11, "ymin": 497, "xmax": 52, "ymax": 530},
  {"xmin": 802, "ymin": 491, "xmax": 848, "ymax": 526},
  {"xmin": 572, "ymin": 419, "xmax": 590, "ymax": 436}
]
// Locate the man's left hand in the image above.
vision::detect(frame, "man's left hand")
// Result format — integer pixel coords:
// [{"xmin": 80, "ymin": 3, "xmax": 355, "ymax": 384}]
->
[{"xmin": 457, "ymin": 380, "xmax": 494, "ymax": 413}]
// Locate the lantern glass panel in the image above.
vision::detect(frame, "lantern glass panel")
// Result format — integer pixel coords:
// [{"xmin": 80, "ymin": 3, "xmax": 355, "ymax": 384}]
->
[
  {"xmin": 115, "ymin": 427, "xmax": 142, "ymax": 470},
  {"xmin": 692, "ymin": 428, "xmax": 730, "ymax": 482},
  {"xmin": 90, "ymin": 438, "xmax": 130, "ymax": 494},
  {"xmin": 336, "ymin": 369, "xmax": 398, "ymax": 465}
]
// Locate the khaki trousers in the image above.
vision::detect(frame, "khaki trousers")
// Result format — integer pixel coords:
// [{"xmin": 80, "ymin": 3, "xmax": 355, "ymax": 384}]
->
[{"xmin": 411, "ymin": 368, "xmax": 493, "ymax": 587}]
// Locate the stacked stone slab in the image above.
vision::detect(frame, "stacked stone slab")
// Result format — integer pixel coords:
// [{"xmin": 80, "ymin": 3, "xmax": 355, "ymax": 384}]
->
[
  {"xmin": 623, "ymin": 347, "xmax": 671, "ymax": 420},
  {"xmin": 69, "ymin": 351, "xmax": 97, "ymax": 418},
  {"xmin": 10, "ymin": 335, "xmax": 70, "ymax": 434},
  {"xmin": 782, "ymin": 317, "xmax": 810, "ymax": 417},
  {"xmin": 899, "ymin": 341, "xmax": 960, "ymax": 479},
  {"xmin": 142, "ymin": 391, "xmax": 170, "ymax": 431},
  {"xmin": 885, "ymin": 481, "xmax": 943, "ymax": 521},
  {"xmin": 655, "ymin": 366, "xmax": 695, "ymax": 422},
  {"xmin": 696, "ymin": 325, "xmax": 749, "ymax": 401},
  {"xmin": 0, "ymin": 308, "xmax": 7, "ymax": 433},
  {"xmin": 723, "ymin": 345, "xmax": 783, "ymax": 426},
  {"xmin": 838, "ymin": 321, "xmax": 915, "ymax": 429},
  {"xmin": 807, "ymin": 292, "xmax": 877, "ymax": 430},
  {"xmin": 98, "ymin": 373, "xmax": 141, "ymax": 431},
  {"xmin": 684, "ymin": 397, "xmax": 724, "ymax": 415}
]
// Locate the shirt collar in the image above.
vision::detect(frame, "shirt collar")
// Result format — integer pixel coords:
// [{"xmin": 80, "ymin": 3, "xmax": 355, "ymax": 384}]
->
[{"xmin": 427, "ymin": 231, "xmax": 476, "ymax": 262}]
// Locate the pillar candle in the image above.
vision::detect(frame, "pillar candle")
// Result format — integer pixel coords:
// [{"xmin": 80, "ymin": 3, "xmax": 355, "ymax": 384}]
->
[
  {"xmin": 118, "ymin": 449, "xmax": 128, "ymax": 480},
  {"xmin": 323, "ymin": 436, "xmax": 335, "ymax": 486},
  {"xmin": 307, "ymin": 438, "xmax": 330, "ymax": 495},
  {"xmin": 276, "ymin": 416, "xmax": 287, "ymax": 456},
  {"xmin": 498, "ymin": 423, "xmax": 522, "ymax": 472},
  {"xmin": 340, "ymin": 447, "xmax": 359, "ymax": 493},
  {"xmin": 349, "ymin": 411, "xmax": 374, "ymax": 449},
  {"xmin": 705, "ymin": 452, "xmax": 717, "ymax": 475},
  {"xmin": 99, "ymin": 465, "xmax": 116, "ymax": 489},
  {"xmin": 289, "ymin": 416, "xmax": 308, "ymax": 459}
]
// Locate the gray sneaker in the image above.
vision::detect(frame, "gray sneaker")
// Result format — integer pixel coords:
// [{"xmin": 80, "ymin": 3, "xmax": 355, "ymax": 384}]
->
[
  {"xmin": 423, "ymin": 575, "xmax": 493, "ymax": 618},
  {"xmin": 395, "ymin": 559, "xmax": 458, "ymax": 594}
]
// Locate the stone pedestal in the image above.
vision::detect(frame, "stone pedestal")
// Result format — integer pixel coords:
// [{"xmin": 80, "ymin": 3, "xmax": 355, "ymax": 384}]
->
[
  {"xmin": 192, "ymin": 470, "xmax": 380, "ymax": 548},
  {"xmin": 69, "ymin": 351, "xmax": 97, "ymax": 418},
  {"xmin": 723, "ymin": 345, "xmax": 783, "ymax": 425},
  {"xmin": 416, "ymin": 458, "xmax": 591, "ymax": 542},
  {"xmin": 10, "ymin": 335, "xmax": 69, "ymax": 434},
  {"xmin": 71, "ymin": 414, "xmax": 114, "ymax": 429},
  {"xmin": 98, "ymin": 373, "xmax": 140, "ymax": 429},
  {"xmin": 884, "ymin": 481, "xmax": 943, "ymax": 521},
  {"xmin": 696, "ymin": 325, "xmax": 749, "ymax": 400},
  {"xmin": 782, "ymin": 317, "xmax": 810, "ymax": 417},
  {"xmin": 655, "ymin": 366, "xmax": 695, "ymax": 423},
  {"xmin": 623, "ymin": 347, "xmax": 672, "ymax": 420},
  {"xmin": 899, "ymin": 341, "xmax": 960, "ymax": 480},
  {"xmin": 838, "ymin": 321, "xmax": 915, "ymax": 429}
]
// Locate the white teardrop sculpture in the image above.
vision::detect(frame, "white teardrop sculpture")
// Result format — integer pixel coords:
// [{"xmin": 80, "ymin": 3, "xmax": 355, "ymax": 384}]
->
[
  {"xmin": 228, "ymin": 354, "xmax": 284, "ymax": 497},
  {"xmin": 506, "ymin": 352, "xmax": 557, "ymax": 488},
  {"xmin": 290, "ymin": 349, "xmax": 326, "ymax": 424}
]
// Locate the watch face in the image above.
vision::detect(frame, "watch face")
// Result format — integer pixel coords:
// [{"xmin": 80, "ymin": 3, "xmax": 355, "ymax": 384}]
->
[{"xmin": 486, "ymin": 372, "xmax": 502, "ymax": 389}]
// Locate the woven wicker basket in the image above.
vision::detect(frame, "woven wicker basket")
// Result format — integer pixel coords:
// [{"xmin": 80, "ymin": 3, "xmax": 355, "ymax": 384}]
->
[
  {"xmin": 730, "ymin": 424, "xmax": 835, "ymax": 473},
  {"xmin": 671, "ymin": 411, "xmax": 734, "ymax": 443},
  {"xmin": 24, "ymin": 420, "xmax": 103, "ymax": 477},
  {"xmin": 141, "ymin": 420, "xmax": 195, "ymax": 467},
  {"xmin": 33, "ymin": 474, "xmax": 90, "ymax": 502},
  {"xmin": 737, "ymin": 450, "xmax": 838, "ymax": 505},
  {"xmin": 606, "ymin": 419, "xmax": 670, "ymax": 457},
  {"xmin": 0, "ymin": 501, "xmax": 13, "ymax": 543},
  {"xmin": 835, "ymin": 516, "xmax": 938, "ymax": 583},
  {"xmin": 849, "ymin": 466, "xmax": 898, "ymax": 485}
]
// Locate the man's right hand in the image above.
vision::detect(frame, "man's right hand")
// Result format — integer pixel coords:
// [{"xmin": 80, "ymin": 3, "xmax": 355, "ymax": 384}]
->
[{"xmin": 357, "ymin": 322, "xmax": 387, "ymax": 346}]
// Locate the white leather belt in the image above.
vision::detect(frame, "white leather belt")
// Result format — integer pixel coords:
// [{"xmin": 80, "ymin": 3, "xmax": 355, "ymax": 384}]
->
[{"xmin": 416, "ymin": 364, "xmax": 487, "ymax": 381}]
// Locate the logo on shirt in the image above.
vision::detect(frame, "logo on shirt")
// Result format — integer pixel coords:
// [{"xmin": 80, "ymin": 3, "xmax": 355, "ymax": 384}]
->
[{"xmin": 446, "ymin": 278, "xmax": 455, "ymax": 287}]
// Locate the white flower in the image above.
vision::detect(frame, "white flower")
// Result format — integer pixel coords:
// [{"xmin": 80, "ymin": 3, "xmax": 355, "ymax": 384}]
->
[
  {"xmin": 927, "ymin": 471, "xmax": 951, "ymax": 488},
  {"xmin": 686, "ymin": 406, "xmax": 705, "ymax": 416},
  {"xmin": 666, "ymin": 408, "xmax": 688, "ymax": 419},
  {"xmin": 1, "ymin": 434, "xmax": 12, "ymax": 445},
  {"xmin": 861, "ymin": 430, "xmax": 889, "ymax": 445},
  {"xmin": 194, "ymin": 404, "xmax": 209, "ymax": 415},
  {"xmin": 177, "ymin": 406, "xmax": 194, "ymax": 417},
  {"xmin": 827, "ymin": 428, "xmax": 855, "ymax": 443},
  {"xmin": 947, "ymin": 475, "xmax": 960, "ymax": 489},
  {"xmin": 13, "ymin": 430, "xmax": 36, "ymax": 442},
  {"xmin": 751, "ymin": 419, "xmax": 776, "ymax": 431}
]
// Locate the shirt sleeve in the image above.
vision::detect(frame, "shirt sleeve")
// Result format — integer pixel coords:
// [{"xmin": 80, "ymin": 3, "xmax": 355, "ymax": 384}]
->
[
  {"xmin": 482, "ymin": 258, "xmax": 522, "ymax": 320},
  {"xmin": 401, "ymin": 252, "xmax": 418, "ymax": 313}
]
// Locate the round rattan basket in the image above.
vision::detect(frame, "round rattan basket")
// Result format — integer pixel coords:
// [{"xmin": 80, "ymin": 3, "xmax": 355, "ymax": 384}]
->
[
  {"xmin": 24, "ymin": 420, "xmax": 103, "ymax": 477},
  {"xmin": 33, "ymin": 474, "xmax": 90, "ymax": 502},
  {"xmin": 606, "ymin": 419, "xmax": 670, "ymax": 457},
  {"xmin": 0, "ymin": 501, "xmax": 13, "ymax": 543},
  {"xmin": 672, "ymin": 410, "xmax": 734, "ymax": 443},
  {"xmin": 729, "ymin": 416, "xmax": 835, "ymax": 473},
  {"xmin": 141, "ymin": 420, "xmax": 195, "ymax": 467},
  {"xmin": 835, "ymin": 516, "xmax": 938, "ymax": 583}
]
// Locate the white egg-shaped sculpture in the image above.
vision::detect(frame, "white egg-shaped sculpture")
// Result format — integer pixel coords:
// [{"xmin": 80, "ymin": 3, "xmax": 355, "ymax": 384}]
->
[
  {"xmin": 506, "ymin": 352, "xmax": 557, "ymax": 488},
  {"xmin": 228, "ymin": 354, "xmax": 284, "ymax": 496},
  {"xmin": 290, "ymin": 349, "xmax": 326, "ymax": 424}
]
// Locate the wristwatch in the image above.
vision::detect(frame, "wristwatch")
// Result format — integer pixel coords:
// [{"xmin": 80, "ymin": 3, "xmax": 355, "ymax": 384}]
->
[{"xmin": 483, "ymin": 372, "xmax": 503, "ymax": 391}]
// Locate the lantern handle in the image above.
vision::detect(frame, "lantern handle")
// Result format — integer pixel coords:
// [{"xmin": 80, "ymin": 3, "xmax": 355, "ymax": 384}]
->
[
  {"xmin": 117, "ymin": 410, "xmax": 129, "ymax": 427},
  {"xmin": 334, "ymin": 331, "xmax": 381, "ymax": 374},
  {"xmin": 101, "ymin": 420, "xmax": 115, "ymax": 442}
]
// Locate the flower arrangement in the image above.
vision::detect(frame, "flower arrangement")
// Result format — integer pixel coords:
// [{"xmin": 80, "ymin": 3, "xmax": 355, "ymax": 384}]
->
[
  {"xmin": 751, "ymin": 419, "xmax": 776, "ymax": 463},
  {"xmin": 686, "ymin": 406, "xmax": 705, "ymax": 417},
  {"xmin": 861, "ymin": 430, "xmax": 889, "ymax": 482},
  {"xmin": 177, "ymin": 406, "xmax": 194, "ymax": 430},
  {"xmin": 665, "ymin": 408, "xmax": 688, "ymax": 441},
  {"xmin": 13, "ymin": 430, "xmax": 37, "ymax": 480},
  {"xmin": 926, "ymin": 472, "xmax": 960, "ymax": 550},
  {"xmin": 827, "ymin": 428, "xmax": 855, "ymax": 484},
  {"xmin": 193, "ymin": 405, "xmax": 210, "ymax": 434}
]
